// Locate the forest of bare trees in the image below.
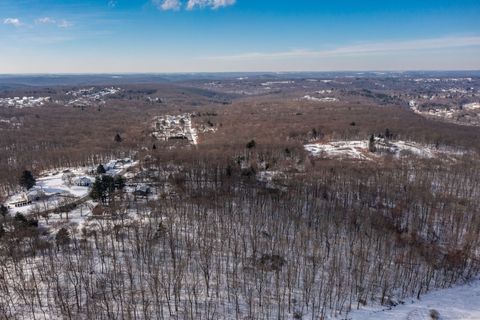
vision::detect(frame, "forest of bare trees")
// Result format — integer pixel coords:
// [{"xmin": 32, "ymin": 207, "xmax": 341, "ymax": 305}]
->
[
  {"xmin": 1, "ymin": 147, "xmax": 479, "ymax": 319},
  {"xmin": 1, "ymin": 78, "xmax": 480, "ymax": 319}
]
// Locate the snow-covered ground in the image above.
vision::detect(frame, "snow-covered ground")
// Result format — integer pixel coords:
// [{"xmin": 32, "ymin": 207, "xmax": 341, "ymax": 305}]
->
[
  {"xmin": 0, "ymin": 117, "xmax": 21, "ymax": 128},
  {"xmin": 413, "ymin": 78, "xmax": 472, "ymax": 83},
  {"xmin": 261, "ymin": 80, "xmax": 295, "ymax": 86},
  {"xmin": 151, "ymin": 113, "xmax": 198, "ymax": 145},
  {"xmin": 302, "ymin": 95, "xmax": 339, "ymax": 102},
  {"xmin": 0, "ymin": 96, "xmax": 50, "ymax": 108},
  {"xmin": 305, "ymin": 139, "xmax": 466, "ymax": 161},
  {"xmin": 345, "ymin": 279, "xmax": 480, "ymax": 320},
  {"xmin": 463, "ymin": 102, "xmax": 480, "ymax": 111},
  {"xmin": 306, "ymin": 140, "xmax": 370, "ymax": 160},
  {"xmin": 410, "ymin": 104, "xmax": 456, "ymax": 119}
]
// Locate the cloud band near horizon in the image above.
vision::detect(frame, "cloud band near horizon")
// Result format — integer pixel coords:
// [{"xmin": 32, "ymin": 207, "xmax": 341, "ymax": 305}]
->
[{"xmin": 206, "ymin": 36, "xmax": 480, "ymax": 61}]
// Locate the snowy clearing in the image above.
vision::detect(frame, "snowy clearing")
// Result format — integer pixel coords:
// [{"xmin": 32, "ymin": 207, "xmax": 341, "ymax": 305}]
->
[
  {"xmin": 463, "ymin": 102, "xmax": 480, "ymax": 110},
  {"xmin": 261, "ymin": 81, "xmax": 295, "ymax": 86},
  {"xmin": 302, "ymin": 95, "xmax": 339, "ymax": 102},
  {"xmin": 305, "ymin": 139, "xmax": 466, "ymax": 161},
  {"xmin": 5, "ymin": 159, "xmax": 136, "ymax": 214}
]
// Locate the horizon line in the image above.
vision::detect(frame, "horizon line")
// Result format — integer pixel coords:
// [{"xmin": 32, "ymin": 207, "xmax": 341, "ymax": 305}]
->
[{"xmin": 1, "ymin": 69, "xmax": 480, "ymax": 76}]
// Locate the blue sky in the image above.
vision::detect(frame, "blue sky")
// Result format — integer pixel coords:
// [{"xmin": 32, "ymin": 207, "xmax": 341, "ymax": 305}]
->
[{"xmin": 1, "ymin": 0, "xmax": 480, "ymax": 73}]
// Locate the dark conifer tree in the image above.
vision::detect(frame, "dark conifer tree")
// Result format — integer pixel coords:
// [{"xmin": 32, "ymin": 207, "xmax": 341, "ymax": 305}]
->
[
  {"xmin": 368, "ymin": 134, "xmax": 376, "ymax": 153},
  {"xmin": 114, "ymin": 133, "xmax": 123, "ymax": 142},
  {"xmin": 246, "ymin": 139, "xmax": 256, "ymax": 149},
  {"xmin": 19, "ymin": 170, "xmax": 36, "ymax": 190},
  {"xmin": 96, "ymin": 164, "xmax": 106, "ymax": 175}
]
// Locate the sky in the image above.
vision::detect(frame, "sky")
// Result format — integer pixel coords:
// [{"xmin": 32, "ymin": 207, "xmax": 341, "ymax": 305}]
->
[{"xmin": 1, "ymin": 0, "xmax": 480, "ymax": 73}]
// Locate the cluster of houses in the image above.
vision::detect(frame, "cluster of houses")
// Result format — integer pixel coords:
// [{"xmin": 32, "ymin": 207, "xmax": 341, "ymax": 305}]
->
[
  {"xmin": 66, "ymin": 87, "xmax": 122, "ymax": 108},
  {"xmin": 151, "ymin": 114, "xmax": 198, "ymax": 145},
  {"xmin": 0, "ymin": 96, "xmax": 51, "ymax": 108}
]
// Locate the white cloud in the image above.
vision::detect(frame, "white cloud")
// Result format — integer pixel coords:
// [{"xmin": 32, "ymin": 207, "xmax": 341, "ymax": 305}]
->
[
  {"xmin": 153, "ymin": 0, "xmax": 181, "ymax": 11},
  {"xmin": 152, "ymin": 0, "xmax": 235, "ymax": 10},
  {"xmin": 34, "ymin": 17, "xmax": 73, "ymax": 28},
  {"xmin": 36, "ymin": 17, "xmax": 56, "ymax": 24},
  {"xmin": 3, "ymin": 18, "xmax": 22, "ymax": 27},
  {"xmin": 108, "ymin": 0, "xmax": 118, "ymax": 8},
  {"xmin": 208, "ymin": 36, "xmax": 480, "ymax": 61},
  {"xmin": 187, "ymin": 0, "xmax": 235, "ymax": 10},
  {"xmin": 58, "ymin": 19, "xmax": 73, "ymax": 28}
]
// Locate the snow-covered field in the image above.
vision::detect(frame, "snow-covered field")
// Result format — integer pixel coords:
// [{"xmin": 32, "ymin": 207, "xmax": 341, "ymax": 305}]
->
[
  {"xmin": 261, "ymin": 80, "xmax": 295, "ymax": 86},
  {"xmin": 345, "ymin": 279, "xmax": 480, "ymax": 320},
  {"xmin": 305, "ymin": 139, "xmax": 466, "ymax": 160},
  {"xmin": 302, "ymin": 95, "xmax": 339, "ymax": 102},
  {"xmin": 151, "ymin": 113, "xmax": 198, "ymax": 145},
  {"xmin": 306, "ymin": 140, "xmax": 370, "ymax": 159},
  {"xmin": 463, "ymin": 102, "xmax": 480, "ymax": 111}
]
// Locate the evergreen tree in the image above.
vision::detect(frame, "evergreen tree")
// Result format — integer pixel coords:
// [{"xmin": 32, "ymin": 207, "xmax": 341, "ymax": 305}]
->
[
  {"xmin": 114, "ymin": 133, "xmax": 123, "ymax": 142},
  {"xmin": 90, "ymin": 175, "xmax": 123, "ymax": 204},
  {"xmin": 19, "ymin": 170, "xmax": 36, "ymax": 190},
  {"xmin": 96, "ymin": 164, "xmax": 106, "ymax": 174},
  {"xmin": 90, "ymin": 177, "xmax": 104, "ymax": 202},
  {"xmin": 226, "ymin": 165, "xmax": 232, "ymax": 177},
  {"xmin": 103, "ymin": 175, "xmax": 115, "ymax": 193},
  {"xmin": 368, "ymin": 134, "xmax": 376, "ymax": 153},
  {"xmin": 114, "ymin": 176, "xmax": 125, "ymax": 190},
  {"xmin": 385, "ymin": 128, "xmax": 392, "ymax": 139},
  {"xmin": 0, "ymin": 205, "xmax": 7, "ymax": 219},
  {"xmin": 246, "ymin": 139, "xmax": 256, "ymax": 149},
  {"xmin": 56, "ymin": 227, "xmax": 70, "ymax": 247}
]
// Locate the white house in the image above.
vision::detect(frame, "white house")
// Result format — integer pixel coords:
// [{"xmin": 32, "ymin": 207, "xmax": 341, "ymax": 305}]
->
[
  {"xmin": 8, "ymin": 193, "xmax": 32, "ymax": 208},
  {"xmin": 74, "ymin": 177, "xmax": 92, "ymax": 187}
]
